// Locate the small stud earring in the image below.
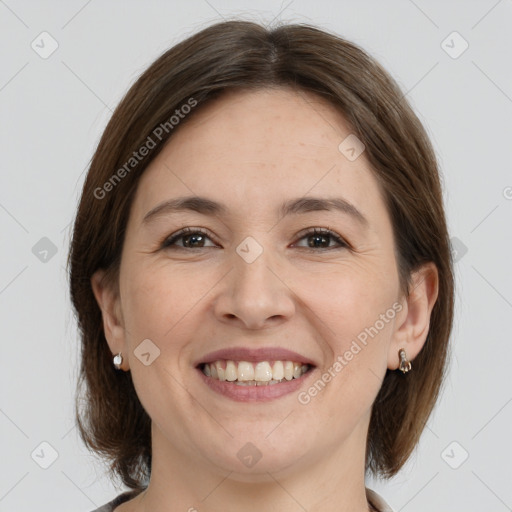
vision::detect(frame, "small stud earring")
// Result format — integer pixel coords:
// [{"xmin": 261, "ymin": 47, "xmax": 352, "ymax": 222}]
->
[
  {"xmin": 113, "ymin": 352, "xmax": 123, "ymax": 370},
  {"xmin": 398, "ymin": 348, "xmax": 412, "ymax": 373}
]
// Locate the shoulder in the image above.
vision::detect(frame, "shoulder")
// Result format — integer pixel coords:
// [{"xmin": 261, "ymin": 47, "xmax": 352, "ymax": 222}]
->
[
  {"xmin": 89, "ymin": 490, "xmax": 143, "ymax": 512},
  {"xmin": 366, "ymin": 487, "xmax": 395, "ymax": 512}
]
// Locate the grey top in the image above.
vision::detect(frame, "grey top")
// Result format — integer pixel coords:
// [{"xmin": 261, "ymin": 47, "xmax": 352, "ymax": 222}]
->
[{"xmin": 90, "ymin": 487, "xmax": 394, "ymax": 511}]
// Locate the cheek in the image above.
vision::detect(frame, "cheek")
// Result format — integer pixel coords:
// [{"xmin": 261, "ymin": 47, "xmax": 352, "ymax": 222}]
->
[
  {"xmin": 297, "ymin": 270, "xmax": 396, "ymax": 416},
  {"xmin": 120, "ymin": 260, "xmax": 219, "ymax": 340},
  {"xmin": 295, "ymin": 262, "xmax": 398, "ymax": 337},
  {"xmin": 291, "ymin": 262, "xmax": 399, "ymax": 402}
]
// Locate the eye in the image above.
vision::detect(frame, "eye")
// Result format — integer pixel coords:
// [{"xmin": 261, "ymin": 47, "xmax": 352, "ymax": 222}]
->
[
  {"xmin": 293, "ymin": 228, "xmax": 348, "ymax": 250},
  {"xmin": 161, "ymin": 227, "xmax": 217, "ymax": 249},
  {"xmin": 160, "ymin": 227, "xmax": 348, "ymax": 251}
]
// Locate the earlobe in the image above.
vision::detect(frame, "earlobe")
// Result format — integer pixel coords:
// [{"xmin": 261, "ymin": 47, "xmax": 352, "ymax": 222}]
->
[
  {"xmin": 388, "ymin": 262, "xmax": 439, "ymax": 370},
  {"xmin": 90, "ymin": 269, "xmax": 127, "ymax": 368}
]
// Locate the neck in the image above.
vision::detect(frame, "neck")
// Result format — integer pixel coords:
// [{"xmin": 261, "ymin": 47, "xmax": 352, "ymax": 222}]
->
[{"xmin": 136, "ymin": 417, "xmax": 374, "ymax": 512}]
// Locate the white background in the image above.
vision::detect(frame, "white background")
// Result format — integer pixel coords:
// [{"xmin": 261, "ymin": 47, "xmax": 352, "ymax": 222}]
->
[{"xmin": 1, "ymin": 1, "xmax": 511, "ymax": 511}]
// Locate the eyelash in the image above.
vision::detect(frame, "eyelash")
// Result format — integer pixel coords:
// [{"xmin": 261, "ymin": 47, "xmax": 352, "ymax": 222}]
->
[{"xmin": 160, "ymin": 227, "xmax": 349, "ymax": 251}]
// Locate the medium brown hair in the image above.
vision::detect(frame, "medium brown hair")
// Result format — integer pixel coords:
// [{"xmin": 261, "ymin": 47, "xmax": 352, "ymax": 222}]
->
[{"xmin": 68, "ymin": 19, "xmax": 454, "ymax": 489}]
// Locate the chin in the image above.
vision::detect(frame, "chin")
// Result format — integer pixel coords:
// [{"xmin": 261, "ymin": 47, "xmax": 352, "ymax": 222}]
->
[{"xmin": 198, "ymin": 430, "xmax": 312, "ymax": 479}]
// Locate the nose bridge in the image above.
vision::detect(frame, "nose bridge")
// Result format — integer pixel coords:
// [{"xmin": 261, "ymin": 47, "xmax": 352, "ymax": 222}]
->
[
  {"xmin": 214, "ymin": 235, "xmax": 295, "ymax": 328},
  {"xmin": 234, "ymin": 238, "xmax": 275, "ymax": 291}
]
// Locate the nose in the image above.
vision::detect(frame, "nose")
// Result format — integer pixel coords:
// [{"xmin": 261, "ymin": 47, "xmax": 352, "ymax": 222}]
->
[{"xmin": 213, "ymin": 245, "xmax": 296, "ymax": 330}]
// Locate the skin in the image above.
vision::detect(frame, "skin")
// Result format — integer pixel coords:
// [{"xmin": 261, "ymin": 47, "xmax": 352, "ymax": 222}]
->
[{"xmin": 91, "ymin": 87, "xmax": 438, "ymax": 512}]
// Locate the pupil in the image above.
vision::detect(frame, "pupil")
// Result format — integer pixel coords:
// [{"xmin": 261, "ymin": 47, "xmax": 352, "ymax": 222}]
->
[
  {"xmin": 309, "ymin": 234, "xmax": 328, "ymax": 248},
  {"xmin": 185, "ymin": 234, "xmax": 203, "ymax": 247}
]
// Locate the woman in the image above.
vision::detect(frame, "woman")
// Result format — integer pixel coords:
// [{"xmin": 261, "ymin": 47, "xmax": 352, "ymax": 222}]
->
[{"xmin": 68, "ymin": 20, "xmax": 454, "ymax": 512}]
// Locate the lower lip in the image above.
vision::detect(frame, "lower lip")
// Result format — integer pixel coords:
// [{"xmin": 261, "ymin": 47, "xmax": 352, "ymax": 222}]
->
[{"xmin": 196, "ymin": 367, "xmax": 315, "ymax": 402}]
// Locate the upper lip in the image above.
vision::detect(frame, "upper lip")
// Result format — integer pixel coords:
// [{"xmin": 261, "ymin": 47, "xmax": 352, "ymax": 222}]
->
[{"xmin": 194, "ymin": 347, "xmax": 317, "ymax": 367}]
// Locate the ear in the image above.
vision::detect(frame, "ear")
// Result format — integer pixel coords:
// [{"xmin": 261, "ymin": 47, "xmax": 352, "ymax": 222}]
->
[
  {"xmin": 90, "ymin": 269, "xmax": 129, "ymax": 371},
  {"xmin": 388, "ymin": 262, "xmax": 439, "ymax": 370}
]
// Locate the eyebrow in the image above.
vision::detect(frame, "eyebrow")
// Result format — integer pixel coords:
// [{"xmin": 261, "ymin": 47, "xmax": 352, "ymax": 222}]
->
[{"xmin": 142, "ymin": 195, "xmax": 369, "ymax": 227}]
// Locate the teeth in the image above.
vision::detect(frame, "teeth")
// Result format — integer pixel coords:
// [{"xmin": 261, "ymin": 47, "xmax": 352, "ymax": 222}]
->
[
  {"xmin": 254, "ymin": 361, "xmax": 272, "ymax": 381},
  {"xmin": 284, "ymin": 361, "xmax": 294, "ymax": 380},
  {"xmin": 272, "ymin": 361, "xmax": 284, "ymax": 380},
  {"xmin": 225, "ymin": 360, "xmax": 237, "ymax": 381},
  {"xmin": 215, "ymin": 361, "xmax": 225, "ymax": 381},
  {"xmin": 201, "ymin": 360, "xmax": 310, "ymax": 383},
  {"xmin": 236, "ymin": 379, "xmax": 292, "ymax": 386},
  {"xmin": 237, "ymin": 361, "xmax": 255, "ymax": 381}
]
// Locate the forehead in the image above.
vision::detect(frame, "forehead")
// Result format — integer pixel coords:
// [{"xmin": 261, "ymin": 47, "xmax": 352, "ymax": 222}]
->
[
  {"xmin": 172, "ymin": 87, "xmax": 351, "ymax": 156},
  {"xmin": 131, "ymin": 87, "xmax": 385, "ymax": 224}
]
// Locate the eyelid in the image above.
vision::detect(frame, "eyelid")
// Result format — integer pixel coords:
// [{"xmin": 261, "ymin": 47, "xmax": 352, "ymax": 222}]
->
[
  {"xmin": 160, "ymin": 226, "xmax": 349, "ymax": 251},
  {"xmin": 292, "ymin": 227, "xmax": 349, "ymax": 249},
  {"xmin": 160, "ymin": 226, "xmax": 219, "ymax": 249}
]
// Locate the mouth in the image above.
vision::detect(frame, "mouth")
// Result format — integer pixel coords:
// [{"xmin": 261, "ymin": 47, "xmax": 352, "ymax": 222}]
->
[
  {"xmin": 194, "ymin": 347, "xmax": 317, "ymax": 402},
  {"xmin": 198, "ymin": 360, "xmax": 313, "ymax": 386},
  {"xmin": 194, "ymin": 347, "xmax": 317, "ymax": 401}
]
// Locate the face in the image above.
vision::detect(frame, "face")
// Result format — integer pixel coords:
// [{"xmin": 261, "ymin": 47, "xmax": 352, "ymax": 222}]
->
[{"xmin": 97, "ymin": 87, "xmax": 410, "ymax": 480}]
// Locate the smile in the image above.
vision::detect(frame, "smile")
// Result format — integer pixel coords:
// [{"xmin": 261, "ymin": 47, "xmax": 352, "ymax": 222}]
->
[
  {"xmin": 201, "ymin": 360, "xmax": 310, "ymax": 385},
  {"xmin": 197, "ymin": 359, "xmax": 315, "ymax": 402}
]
